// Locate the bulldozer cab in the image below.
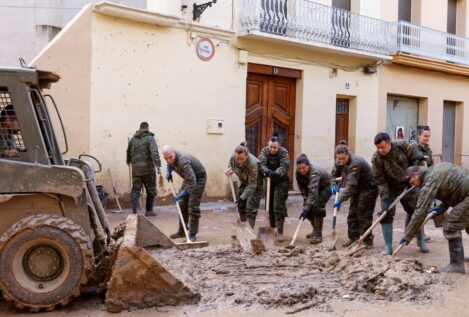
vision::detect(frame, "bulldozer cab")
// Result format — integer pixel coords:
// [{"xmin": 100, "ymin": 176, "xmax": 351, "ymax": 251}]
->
[{"xmin": 0, "ymin": 67, "xmax": 199, "ymax": 312}]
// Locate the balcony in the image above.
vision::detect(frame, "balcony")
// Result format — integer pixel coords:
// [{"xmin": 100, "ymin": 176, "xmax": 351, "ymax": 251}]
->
[
  {"xmin": 239, "ymin": 0, "xmax": 391, "ymax": 59},
  {"xmin": 390, "ymin": 21, "xmax": 469, "ymax": 66}
]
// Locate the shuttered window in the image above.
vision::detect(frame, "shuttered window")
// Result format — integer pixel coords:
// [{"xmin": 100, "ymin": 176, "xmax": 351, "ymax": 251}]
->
[
  {"xmin": 332, "ymin": 0, "xmax": 350, "ymax": 11},
  {"xmin": 447, "ymin": 0, "xmax": 457, "ymax": 34},
  {"xmin": 398, "ymin": 0, "xmax": 411, "ymax": 22}
]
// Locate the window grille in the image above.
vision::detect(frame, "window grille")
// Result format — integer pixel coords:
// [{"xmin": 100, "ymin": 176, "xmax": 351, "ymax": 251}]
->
[{"xmin": 0, "ymin": 87, "xmax": 25, "ymax": 158}]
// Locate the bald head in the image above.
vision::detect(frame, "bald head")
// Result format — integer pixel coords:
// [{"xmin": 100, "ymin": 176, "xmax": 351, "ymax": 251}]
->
[{"xmin": 163, "ymin": 144, "xmax": 176, "ymax": 165}]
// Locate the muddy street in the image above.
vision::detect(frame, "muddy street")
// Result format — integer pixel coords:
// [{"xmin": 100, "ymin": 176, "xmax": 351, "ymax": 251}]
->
[{"xmin": 1, "ymin": 195, "xmax": 469, "ymax": 316}]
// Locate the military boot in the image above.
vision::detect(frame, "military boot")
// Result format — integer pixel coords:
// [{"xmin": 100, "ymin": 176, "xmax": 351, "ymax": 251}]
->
[
  {"xmin": 310, "ymin": 217, "xmax": 323, "ymax": 244},
  {"xmin": 441, "ymin": 237, "xmax": 465, "ymax": 274},
  {"xmin": 188, "ymin": 233, "xmax": 197, "ymax": 242},
  {"xmin": 417, "ymin": 230, "xmax": 429, "ymax": 253},
  {"xmin": 131, "ymin": 196, "xmax": 140, "ymax": 214},
  {"xmin": 170, "ymin": 226, "xmax": 185, "ymax": 239},
  {"xmin": 381, "ymin": 223, "xmax": 393, "ymax": 255},
  {"xmin": 247, "ymin": 217, "xmax": 256, "ymax": 229},
  {"xmin": 342, "ymin": 239, "xmax": 356, "ymax": 248},
  {"xmin": 145, "ymin": 195, "xmax": 157, "ymax": 217},
  {"xmin": 276, "ymin": 223, "xmax": 285, "ymax": 242}
]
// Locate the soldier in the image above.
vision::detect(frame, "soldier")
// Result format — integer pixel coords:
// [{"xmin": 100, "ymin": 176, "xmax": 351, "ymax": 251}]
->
[
  {"xmin": 225, "ymin": 142, "xmax": 262, "ymax": 229},
  {"xmin": 403, "ymin": 164, "xmax": 469, "ymax": 273},
  {"xmin": 259, "ymin": 132, "xmax": 290, "ymax": 242},
  {"xmin": 164, "ymin": 145, "xmax": 206, "ymax": 242},
  {"xmin": 0, "ymin": 105, "xmax": 20, "ymax": 158},
  {"xmin": 331, "ymin": 142, "xmax": 378, "ymax": 248},
  {"xmin": 411, "ymin": 125, "xmax": 434, "ymax": 167},
  {"xmin": 126, "ymin": 122, "xmax": 161, "ymax": 216},
  {"xmin": 371, "ymin": 132, "xmax": 428, "ymax": 255},
  {"xmin": 296, "ymin": 154, "xmax": 332, "ymax": 244}
]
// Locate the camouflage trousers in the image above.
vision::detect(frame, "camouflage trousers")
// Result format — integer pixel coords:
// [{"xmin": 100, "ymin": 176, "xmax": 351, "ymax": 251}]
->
[
  {"xmin": 237, "ymin": 182, "xmax": 262, "ymax": 224},
  {"xmin": 443, "ymin": 195, "xmax": 469, "ymax": 240},
  {"xmin": 178, "ymin": 174, "xmax": 207, "ymax": 235},
  {"xmin": 267, "ymin": 178, "xmax": 289, "ymax": 228},
  {"xmin": 347, "ymin": 187, "xmax": 378, "ymax": 243},
  {"xmin": 130, "ymin": 172, "xmax": 156, "ymax": 198},
  {"xmin": 380, "ymin": 185, "xmax": 418, "ymax": 224},
  {"xmin": 304, "ymin": 185, "xmax": 332, "ymax": 228}
]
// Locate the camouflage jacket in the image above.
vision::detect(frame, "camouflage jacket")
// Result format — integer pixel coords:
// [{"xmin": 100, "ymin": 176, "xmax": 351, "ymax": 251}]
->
[
  {"xmin": 411, "ymin": 142, "xmax": 434, "ymax": 167},
  {"xmin": 126, "ymin": 130, "xmax": 161, "ymax": 176},
  {"xmin": 170, "ymin": 150, "xmax": 206, "ymax": 193},
  {"xmin": 296, "ymin": 166, "xmax": 331, "ymax": 210},
  {"xmin": 372, "ymin": 141, "xmax": 419, "ymax": 199},
  {"xmin": 228, "ymin": 153, "xmax": 262, "ymax": 200},
  {"xmin": 259, "ymin": 146, "xmax": 290, "ymax": 182},
  {"xmin": 404, "ymin": 163, "xmax": 469, "ymax": 241},
  {"xmin": 331, "ymin": 155, "xmax": 377, "ymax": 202}
]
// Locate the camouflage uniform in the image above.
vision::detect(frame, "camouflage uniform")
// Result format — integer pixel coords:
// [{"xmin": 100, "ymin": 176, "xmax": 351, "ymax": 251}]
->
[
  {"xmin": 126, "ymin": 130, "xmax": 161, "ymax": 200},
  {"xmin": 411, "ymin": 142, "xmax": 434, "ymax": 167},
  {"xmin": 404, "ymin": 163, "xmax": 469, "ymax": 242},
  {"xmin": 259, "ymin": 146, "xmax": 290, "ymax": 233},
  {"xmin": 170, "ymin": 151, "xmax": 206, "ymax": 235},
  {"xmin": 0, "ymin": 134, "xmax": 16, "ymax": 158},
  {"xmin": 331, "ymin": 155, "xmax": 378, "ymax": 244},
  {"xmin": 229, "ymin": 153, "xmax": 262, "ymax": 228},
  {"xmin": 371, "ymin": 141, "xmax": 420, "ymax": 224},
  {"xmin": 296, "ymin": 166, "xmax": 332, "ymax": 242}
]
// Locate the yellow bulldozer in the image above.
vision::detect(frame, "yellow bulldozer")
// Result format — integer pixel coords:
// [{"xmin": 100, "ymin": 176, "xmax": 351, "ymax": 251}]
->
[{"xmin": 0, "ymin": 67, "xmax": 199, "ymax": 312}]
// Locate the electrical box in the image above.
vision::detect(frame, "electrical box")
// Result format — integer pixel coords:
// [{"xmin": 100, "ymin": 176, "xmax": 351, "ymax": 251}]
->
[{"xmin": 207, "ymin": 119, "xmax": 224, "ymax": 134}]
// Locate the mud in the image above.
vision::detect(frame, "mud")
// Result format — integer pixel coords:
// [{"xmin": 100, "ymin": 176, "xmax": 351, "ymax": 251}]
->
[{"xmin": 151, "ymin": 244, "xmax": 453, "ymax": 314}]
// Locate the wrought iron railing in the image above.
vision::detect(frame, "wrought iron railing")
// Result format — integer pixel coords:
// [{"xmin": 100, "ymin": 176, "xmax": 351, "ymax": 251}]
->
[
  {"xmin": 239, "ymin": 0, "xmax": 391, "ymax": 56},
  {"xmin": 390, "ymin": 21, "xmax": 469, "ymax": 65}
]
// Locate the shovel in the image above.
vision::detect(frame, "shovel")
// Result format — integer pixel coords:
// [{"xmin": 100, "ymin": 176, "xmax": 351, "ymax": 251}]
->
[
  {"xmin": 393, "ymin": 209, "xmax": 436, "ymax": 256},
  {"xmin": 326, "ymin": 190, "xmax": 340, "ymax": 250},
  {"xmin": 228, "ymin": 175, "xmax": 266, "ymax": 253},
  {"xmin": 258, "ymin": 177, "xmax": 275, "ymax": 241},
  {"xmin": 169, "ymin": 181, "xmax": 209, "ymax": 249},
  {"xmin": 345, "ymin": 186, "xmax": 415, "ymax": 255},
  {"xmin": 285, "ymin": 219, "xmax": 305, "ymax": 249}
]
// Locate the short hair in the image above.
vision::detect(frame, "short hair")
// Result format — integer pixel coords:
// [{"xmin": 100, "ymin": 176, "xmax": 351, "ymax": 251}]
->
[
  {"xmin": 374, "ymin": 132, "xmax": 391, "ymax": 145},
  {"xmin": 0, "ymin": 104, "xmax": 15, "ymax": 122},
  {"xmin": 296, "ymin": 154, "xmax": 311, "ymax": 166},
  {"xmin": 405, "ymin": 166, "xmax": 420, "ymax": 180},
  {"xmin": 234, "ymin": 141, "xmax": 249, "ymax": 156},
  {"xmin": 139, "ymin": 121, "xmax": 149, "ymax": 130},
  {"xmin": 335, "ymin": 140, "xmax": 349, "ymax": 155},
  {"xmin": 417, "ymin": 125, "xmax": 430, "ymax": 136}
]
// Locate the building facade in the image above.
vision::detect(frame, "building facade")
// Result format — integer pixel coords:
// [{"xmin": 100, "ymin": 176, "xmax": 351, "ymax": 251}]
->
[{"xmin": 29, "ymin": 0, "xmax": 469, "ymax": 198}]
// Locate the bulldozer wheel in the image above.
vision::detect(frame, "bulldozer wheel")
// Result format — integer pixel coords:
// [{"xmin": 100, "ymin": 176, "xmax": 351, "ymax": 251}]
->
[{"xmin": 0, "ymin": 214, "xmax": 93, "ymax": 311}]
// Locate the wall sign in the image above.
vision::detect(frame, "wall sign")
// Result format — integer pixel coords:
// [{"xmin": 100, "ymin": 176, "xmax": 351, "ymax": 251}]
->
[{"xmin": 196, "ymin": 38, "xmax": 215, "ymax": 61}]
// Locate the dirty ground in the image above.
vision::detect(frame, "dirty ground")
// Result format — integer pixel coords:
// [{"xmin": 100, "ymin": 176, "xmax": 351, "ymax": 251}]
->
[{"xmin": 1, "ymin": 195, "xmax": 469, "ymax": 317}]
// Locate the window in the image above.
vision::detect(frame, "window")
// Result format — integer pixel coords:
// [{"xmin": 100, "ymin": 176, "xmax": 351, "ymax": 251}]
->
[
  {"xmin": 398, "ymin": 0, "xmax": 412, "ymax": 22},
  {"xmin": 0, "ymin": 87, "xmax": 25, "ymax": 158},
  {"xmin": 447, "ymin": 0, "xmax": 457, "ymax": 34}
]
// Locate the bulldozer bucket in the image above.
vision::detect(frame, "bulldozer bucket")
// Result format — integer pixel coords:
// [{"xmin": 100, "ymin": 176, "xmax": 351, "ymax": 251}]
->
[{"xmin": 105, "ymin": 215, "xmax": 200, "ymax": 312}]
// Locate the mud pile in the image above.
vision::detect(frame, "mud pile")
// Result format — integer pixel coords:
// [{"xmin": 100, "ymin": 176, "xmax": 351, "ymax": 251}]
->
[{"xmin": 151, "ymin": 245, "xmax": 452, "ymax": 313}]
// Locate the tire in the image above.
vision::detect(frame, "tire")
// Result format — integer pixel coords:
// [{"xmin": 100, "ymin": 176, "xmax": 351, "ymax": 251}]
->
[{"xmin": 0, "ymin": 214, "xmax": 93, "ymax": 312}]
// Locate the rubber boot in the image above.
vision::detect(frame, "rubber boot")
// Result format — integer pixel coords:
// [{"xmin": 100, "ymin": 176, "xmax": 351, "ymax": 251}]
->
[
  {"xmin": 381, "ymin": 223, "xmax": 393, "ymax": 255},
  {"xmin": 170, "ymin": 226, "xmax": 185, "ymax": 239},
  {"xmin": 131, "ymin": 196, "xmax": 139, "ymax": 214},
  {"xmin": 247, "ymin": 217, "xmax": 256, "ymax": 229},
  {"xmin": 145, "ymin": 195, "xmax": 157, "ymax": 217},
  {"xmin": 441, "ymin": 237, "xmax": 466, "ymax": 274},
  {"xmin": 310, "ymin": 217, "xmax": 323, "ymax": 244},
  {"xmin": 276, "ymin": 223, "xmax": 285, "ymax": 242},
  {"xmin": 306, "ymin": 218, "xmax": 314, "ymax": 238},
  {"xmin": 417, "ymin": 230, "xmax": 430, "ymax": 253},
  {"xmin": 189, "ymin": 233, "xmax": 197, "ymax": 242},
  {"xmin": 342, "ymin": 239, "xmax": 355, "ymax": 248}
]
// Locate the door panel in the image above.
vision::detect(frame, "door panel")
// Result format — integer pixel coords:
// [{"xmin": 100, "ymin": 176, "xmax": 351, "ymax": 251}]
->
[
  {"xmin": 386, "ymin": 96, "xmax": 418, "ymax": 143},
  {"xmin": 442, "ymin": 101, "xmax": 456, "ymax": 163},
  {"xmin": 335, "ymin": 99, "xmax": 349, "ymax": 146}
]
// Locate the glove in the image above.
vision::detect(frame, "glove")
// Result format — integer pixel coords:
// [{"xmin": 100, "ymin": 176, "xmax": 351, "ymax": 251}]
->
[
  {"xmin": 299, "ymin": 209, "xmax": 310, "ymax": 220},
  {"xmin": 333, "ymin": 200, "xmax": 342, "ymax": 209},
  {"xmin": 166, "ymin": 166, "xmax": 173, "ymax": 182},
  {"xmin": 378, "ymin": 198, "xmax": 391, "ymax": 216},
  {"xmin": 173, "ymin": 190, "xmax": 189, "ymax": 202},
  {"xmin": 331, "ymin": 184, "xmax": 337, "ymax": 195},
  {"xmin": 269, "ymin": 170, "xmax": 278, "ymax": 178},
  {"xmin": 399, "ymin": 238, "xmax": 409, "ymax": 246},
  {"xmin": 429, "ymin": 207, "xmax": 443, "ymax": 219},
  {"xmin": 235, "ymin": 196, "xmax": 246, "ymax": 207}
]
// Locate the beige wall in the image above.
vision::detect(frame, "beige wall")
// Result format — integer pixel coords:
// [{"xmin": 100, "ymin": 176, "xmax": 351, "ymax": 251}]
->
[
  {"xmin": 380, "ymin": 0, "xmax": 398, "ymax": 22},
  {"xmin": 413, "ymin": 0, "xmax": 448, "ymax": 31},
  {"xmin": 379, "ymin": 64, "xmax": 469, "ymax": 167},
  {"xmin": 31, "ymin": 6, "xmax": 93, "ymax": 159}
]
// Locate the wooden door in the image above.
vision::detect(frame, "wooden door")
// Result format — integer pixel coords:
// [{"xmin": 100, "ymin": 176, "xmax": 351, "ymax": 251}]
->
[
  {"xmin": 245, "ymin": 70, "xmax": 296, "ymax": 182},
  {"xmin": 335, "ymin": 98, "xmax": 349, "ymax": 146}
]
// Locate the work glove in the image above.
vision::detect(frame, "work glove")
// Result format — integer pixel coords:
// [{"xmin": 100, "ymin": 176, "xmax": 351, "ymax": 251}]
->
[
  {"xmin": 429, "ymin": 207, "xmax": 443, "ymax": 219},
  {"xmin": 299, "ymin": 209, "xmax": 310, "ymax": 220},
  {"xmin": 173, "ymin": 190, "xmax": 189, "ymax": 202},
  {"xmin": 269, "ymin": 170, "xmax": 278, "ymax": 178},
  {"xmin": 331, "ymin": 184, "xmax": 337, "ymax": 195},
  {"xmin": 333, "ymin": 200, "xmax": 342, "ymax": 209},
  {"xmin": 166, "ymin": 166, "xmax": 173, "ymax": 182},
  {"xmin": 399, "ymin": 237, "xmax": 409, "ymax": 246},
  {"xmin": 378, "ymin": 198, "xmax": 391, "ymax": 216},
  {"xmin": 235, "ymin": 196, "xmax": 246, "ymax": 207}
]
